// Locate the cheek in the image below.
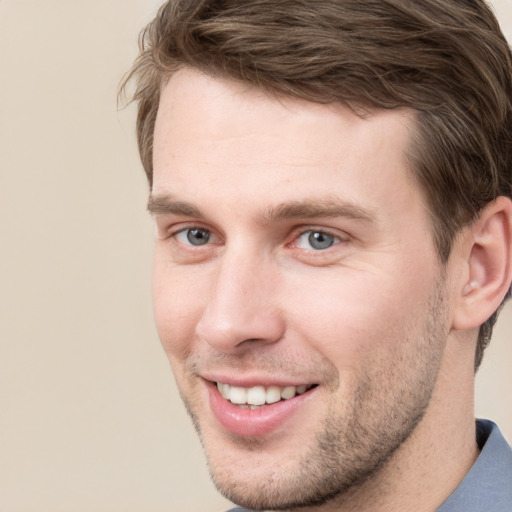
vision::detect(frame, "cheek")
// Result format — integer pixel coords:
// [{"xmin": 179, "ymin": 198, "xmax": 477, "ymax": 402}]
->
[
  {"xmin": 152, "ymin": 258, "xmax": 205, "ymax": 361},
  {"xmin": 285, "ymin": 269, "xmax": 433, "ymax": 369}
]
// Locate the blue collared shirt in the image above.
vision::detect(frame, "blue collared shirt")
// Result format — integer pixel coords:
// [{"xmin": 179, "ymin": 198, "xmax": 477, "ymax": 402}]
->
[
  {"xmin": 227, "ymin": 420, "xmax": 512, "ymax": 512},
  {"xmin": 437, "ymin": 420, "xmax": 512, "ymax": 511}
]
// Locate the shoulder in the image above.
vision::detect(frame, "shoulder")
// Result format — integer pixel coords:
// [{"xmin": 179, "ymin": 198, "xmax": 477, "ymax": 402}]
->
[{"xmin": 437, "ymin": 420, "xmax": 512, "ymax": 512}]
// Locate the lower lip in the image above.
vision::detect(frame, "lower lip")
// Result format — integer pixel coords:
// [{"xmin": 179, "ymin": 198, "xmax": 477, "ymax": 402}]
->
[{"xmin": 206, "ymin": 382, "xmax": 316, "ymax": 437}]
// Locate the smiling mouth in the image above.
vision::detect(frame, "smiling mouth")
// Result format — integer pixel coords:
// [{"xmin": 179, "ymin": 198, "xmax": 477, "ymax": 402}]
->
[{"xmin": 216, "ymin": 382, "xmax": 317, "ymax": 409}]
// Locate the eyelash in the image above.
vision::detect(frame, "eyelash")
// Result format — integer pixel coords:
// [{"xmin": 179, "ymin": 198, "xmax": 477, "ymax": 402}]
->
[
  {"xmin": 168, "ymin": 225, "xmax": 345, "ymax": 253},
  {"xmin": 174, "ymin": 226, "xmax": 217, "ymax": 247},
  {"xmin": 291, "ymin": 229, "xmax": 343, "ymax": 251}
]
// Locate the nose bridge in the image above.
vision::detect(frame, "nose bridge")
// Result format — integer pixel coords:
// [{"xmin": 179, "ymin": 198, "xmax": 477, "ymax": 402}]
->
[
  {"xmin": 220, "ymin": 246, "xmax": 257, "ymax": 300},
  {"xmin": 196, "ymin": 244, "xmax": 283, "ymax": 352}
]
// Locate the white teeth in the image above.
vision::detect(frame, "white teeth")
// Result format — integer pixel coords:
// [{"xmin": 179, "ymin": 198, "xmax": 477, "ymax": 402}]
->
[
  {"xmin": 266, "ymin": 386, "xmax": 282, "ymax": 404},
  {"xmin": 216, "ymin": 382, "xmax": 313, "ymax": 406},
  {"xmin": 218, "ymin": 382, "xmax": 230, "ymax": 400},
  {"xmin": 280, "ymin": 386, "xmax": 296, "ymax": 399},
  {"xmin": 229, "ymin": 386, "xmax": 247, "ymax": 405},
  {"xmin": 247, "ymin": 386, "xmax": 266, "ymax": 406}
]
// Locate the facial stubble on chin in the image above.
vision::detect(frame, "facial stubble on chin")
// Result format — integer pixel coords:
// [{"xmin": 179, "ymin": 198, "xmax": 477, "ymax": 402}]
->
[{"xmin": 176, "ymin": 281, "xmax": 449, "ymax": 511}]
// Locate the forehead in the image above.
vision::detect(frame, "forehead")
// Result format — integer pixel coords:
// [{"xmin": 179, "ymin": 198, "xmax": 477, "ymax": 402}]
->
[{"xmin": 152, "ymin": 67, "xmax": 420, "ymax": 216}]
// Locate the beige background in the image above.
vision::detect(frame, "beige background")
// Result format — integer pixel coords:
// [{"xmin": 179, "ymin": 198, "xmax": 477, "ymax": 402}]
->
[{"xmin": 0, "ymin": 1, "xmax": 511, "ymax": 511}]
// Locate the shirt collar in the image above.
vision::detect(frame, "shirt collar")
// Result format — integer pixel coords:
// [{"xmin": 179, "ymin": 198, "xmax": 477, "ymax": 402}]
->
[{"xmin": 437, "ymin": 419, "xmax": 512, "ymax": 512}]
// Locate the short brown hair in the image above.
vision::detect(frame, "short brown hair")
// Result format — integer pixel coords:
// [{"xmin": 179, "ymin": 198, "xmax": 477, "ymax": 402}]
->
[{"xmin": 122, "ymin": 0, "xmax": 512, "ymax": 369}]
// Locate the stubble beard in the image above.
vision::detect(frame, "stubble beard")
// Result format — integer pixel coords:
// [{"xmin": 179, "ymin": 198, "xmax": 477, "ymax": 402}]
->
[{"xmin": 178, "ymin": 280, "xmax": 448, "ymax": 511}]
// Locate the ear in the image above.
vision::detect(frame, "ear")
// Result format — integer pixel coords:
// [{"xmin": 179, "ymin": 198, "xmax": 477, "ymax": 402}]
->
[{"xmin": 452, "ymin": 196, "xmax": 512, "ymax": 331}]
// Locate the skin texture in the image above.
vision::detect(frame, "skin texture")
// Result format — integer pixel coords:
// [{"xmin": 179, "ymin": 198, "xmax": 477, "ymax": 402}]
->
[{"xmin": 150, "ymin": 68, "xmax": 492, "ymax": 511}]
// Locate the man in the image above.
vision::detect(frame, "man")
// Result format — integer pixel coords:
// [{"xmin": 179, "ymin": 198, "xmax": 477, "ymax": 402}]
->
[{"xmin": 123, "ymin": 0, "xmax": 512, "ymax": 510}]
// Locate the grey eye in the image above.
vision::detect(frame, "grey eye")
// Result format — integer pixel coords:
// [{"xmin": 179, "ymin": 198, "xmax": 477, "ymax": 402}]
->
[
  {"xmin": 308, "ymin": 231, "xmax": 336, "ymax": 250},
  {"xmin": 295, "ymin": 230, "xmax": 339, "ymax": 250},
  {"xmin": 186, "ymin": 228, "xmax": 211, "ymax": 245}
]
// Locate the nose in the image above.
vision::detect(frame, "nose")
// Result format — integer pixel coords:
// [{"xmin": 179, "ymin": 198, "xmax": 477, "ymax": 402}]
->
[{"xmin": 195, "ymin": 251, "xmax": 285, "ymax": 353}]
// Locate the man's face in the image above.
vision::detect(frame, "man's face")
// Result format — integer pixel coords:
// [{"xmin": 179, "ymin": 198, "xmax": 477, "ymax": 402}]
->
[{"xmin": 151, "ymin": 68, "xmax": 451, "ymax": 510}]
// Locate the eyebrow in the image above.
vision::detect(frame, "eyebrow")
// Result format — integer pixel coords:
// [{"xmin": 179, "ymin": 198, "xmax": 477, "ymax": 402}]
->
[
  {"xmin": 147, "ymin": 194, "xmax": 203, "ymax": 217},
  {"xmin": 147, "ymin": 193, "xmax": 375, "ymax": 223},
  {"xmin": 263, "ymin": 198, "xmax": 376, "ymax": 223}
]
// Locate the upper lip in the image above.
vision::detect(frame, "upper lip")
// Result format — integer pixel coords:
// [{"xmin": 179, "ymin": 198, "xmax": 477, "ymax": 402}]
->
[{"xmin": 201, "ymin": 372, "xmax": 316, "ymax": 388}]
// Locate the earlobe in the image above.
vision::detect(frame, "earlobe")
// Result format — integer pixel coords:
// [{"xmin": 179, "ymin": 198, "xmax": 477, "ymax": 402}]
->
[{"xmin": 452, "ymin": 196, "xmax": 512, "ymax": 331}]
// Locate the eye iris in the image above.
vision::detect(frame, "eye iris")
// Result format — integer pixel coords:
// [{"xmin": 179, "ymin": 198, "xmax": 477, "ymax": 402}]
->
[
  {"xmin": 187, "ymin": 228, "xmax": 210, "ymax": 245},
  {"xmin": 308, "ymin": 231, "xmax": 334, "ymax": 250}
]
